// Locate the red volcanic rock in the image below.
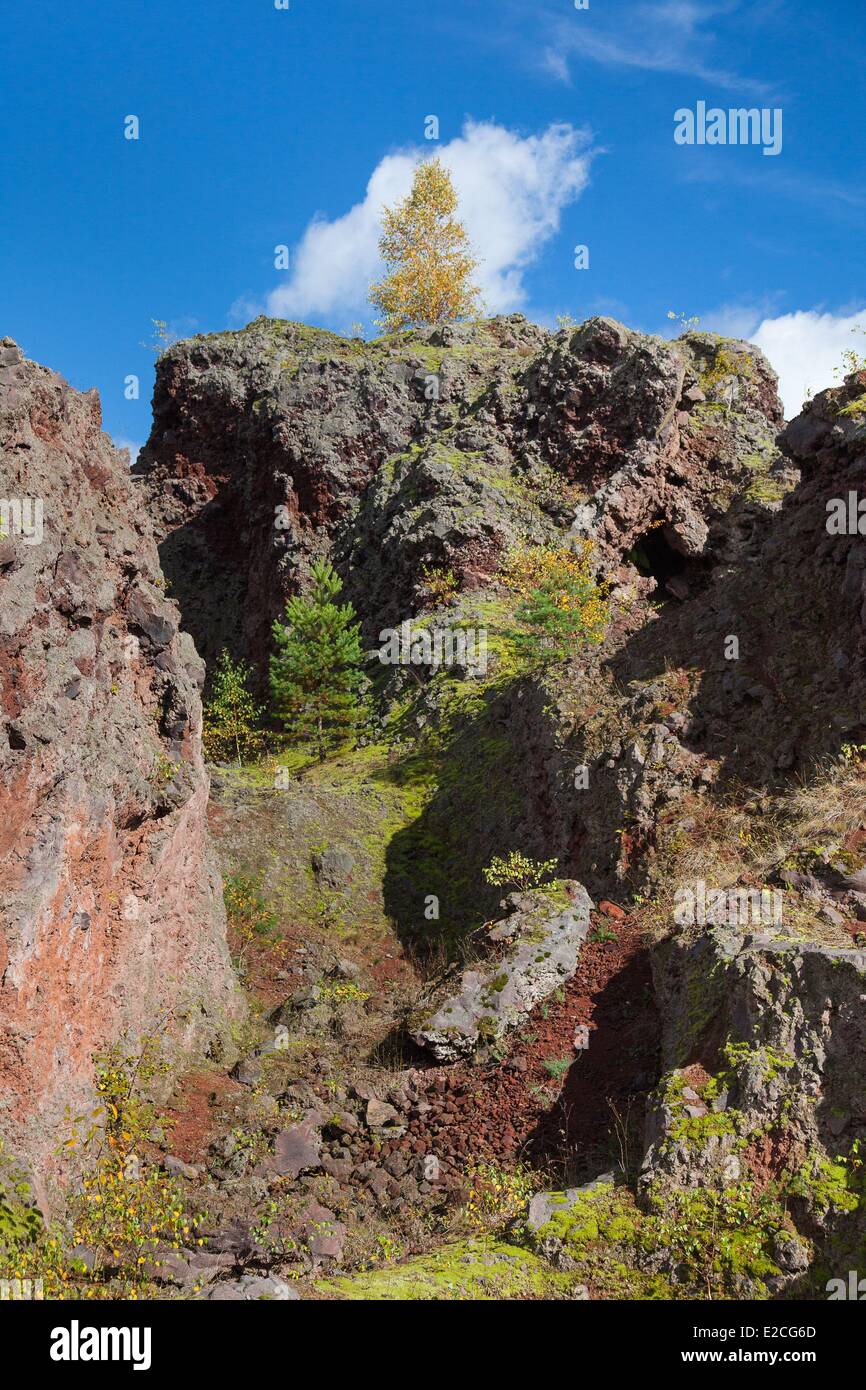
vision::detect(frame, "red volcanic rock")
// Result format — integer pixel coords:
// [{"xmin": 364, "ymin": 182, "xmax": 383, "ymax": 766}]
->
[
  {"xmin": 134, "ymin": 314, "xmax": 783, "ymax": 667},
  {"xmin": 134, "ymin": 317, "xmax": 430, "ymax": 674},
  {"xmin": 0, "ymin": 340, "xmax": 242, "ymax": 1194}
]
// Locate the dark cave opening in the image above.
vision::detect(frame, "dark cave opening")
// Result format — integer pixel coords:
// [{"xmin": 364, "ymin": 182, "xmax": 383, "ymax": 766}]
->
[{"xmin": 626, "ymin": 525, "xmax": 688, "ymax": 593}]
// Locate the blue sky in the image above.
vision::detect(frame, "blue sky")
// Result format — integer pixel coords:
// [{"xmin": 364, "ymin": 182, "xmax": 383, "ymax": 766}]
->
[{"xmin": 2, "ymin": 0, "xmax": 864, "ymax": 450}]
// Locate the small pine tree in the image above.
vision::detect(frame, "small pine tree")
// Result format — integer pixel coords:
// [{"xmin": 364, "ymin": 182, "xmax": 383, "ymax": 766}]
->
[
  {"xmin": 270, "ymin": 561, "xmax": 364, "ymax": 762},
  {"xmin": 502, "ymin": 544, "xmax": 610, "ymax": 669},
  {"xmin": 369, "ymin": 158, "xmax": 481, "ymax": 332},
  {"xmin": 202, "ymin": 650, "xmax": 265, "ymax": 764}
]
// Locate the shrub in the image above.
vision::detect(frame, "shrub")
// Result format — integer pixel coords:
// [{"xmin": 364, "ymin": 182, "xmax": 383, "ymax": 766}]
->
[
  {"xmin": 0, "ymin": 1145, "xmax": 42, "ymax": 1249},
  {"xmin": 463, "ymin": 1162, "xmax": 537, "ymax": 1234},
  {"xmin": 203, "ymin": 650, "xmax": 265, "ymax": 764},
  {"xmin": 418, "ymin": 562, "xmax": 459, "ymax": 607},
  {"xmin": 499, "ymin": 543, "xmax": 610, "ymax": 668},
  {"xmin": 542, "ymin": 1057, "xmax": 571, "ymax": 1080},
  {"xmin": 224, "ymin": 871, "xmax": 279, "ymax": 967},
  {"xmin": 1, "ymin": 1038, "xmax": 205, "ymax": 1300},
  {"xmin": 482, "ymin": 851, "xmax": 559, "ymax": 893}
]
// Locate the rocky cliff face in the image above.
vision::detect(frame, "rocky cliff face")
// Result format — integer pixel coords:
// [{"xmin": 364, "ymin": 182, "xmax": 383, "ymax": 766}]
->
[
  {"xmin": 130, "ymin": 313, "xmax": 866, "ymax": 986},
  {"xmin": 136, "ymin": 317, "xmax": 866, "ymax": 1300},
  {"xmin": 135, "ymin": 314, "xmax": 782, "ymax": 665},
  {"xmin": 7, "ymin": 308, "xmax": 866, "ymax": 1300},
  {"xmin": 132, "ymin": 312, "xmax": 791, "ymax": 943},
  {"xmin": 0, "ymin": 340, "xmax": 241, "ymax": 1190},
  {"xmin": 134, "ymin": 319, "xmax": 430, "ymax": 673},
  {"xmin": 631, "ymin": 369, "xmax": 866, "ymax": 1245}
]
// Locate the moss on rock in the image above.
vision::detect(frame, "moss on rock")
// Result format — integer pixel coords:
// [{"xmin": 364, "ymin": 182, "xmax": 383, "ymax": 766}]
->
[{"xmin": 316, "ymin": 1238, "xmax": 581, "ymax": 1300}]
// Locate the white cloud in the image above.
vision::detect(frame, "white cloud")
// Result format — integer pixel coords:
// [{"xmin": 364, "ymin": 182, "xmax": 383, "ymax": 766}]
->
[
  {"xmin": 266, "ymin": 121, "xmax": 594, "ymax": 322},
  {"xmin": 115, "ymin": 438, "xmax": 141, "ymax": 466},
  {"xmin": 749, "ymin": 309, "xmax": 866, "ymax": 419},
  {"xmin": 542, "ymin": 0, "xmax": 775, "ymax": 96},
  {"xmin": 676, "ymin": 302, "xmax": 866, "ymax": 420},
  {"xmin": 698, "ymin": 295, "xmax": 784, "ymax": 341},
  {"xmin": 540, "ymin": 47, "xmax": 571, "ymax": 84},
  {"xmin": 228, "ymin": 294, "xmax": 263, "ymax": 326}
]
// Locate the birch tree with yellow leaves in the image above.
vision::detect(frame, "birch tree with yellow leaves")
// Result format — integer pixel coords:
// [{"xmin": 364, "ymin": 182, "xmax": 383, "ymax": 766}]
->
[{"xmin": 369, "ymin": 158, "xmax": 481, "ymax": 331}]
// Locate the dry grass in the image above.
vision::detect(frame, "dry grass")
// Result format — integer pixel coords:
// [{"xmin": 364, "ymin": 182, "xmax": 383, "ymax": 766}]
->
[{"xmin": 634, "ymin": 752, "xmax": 866, "ymax": 944}]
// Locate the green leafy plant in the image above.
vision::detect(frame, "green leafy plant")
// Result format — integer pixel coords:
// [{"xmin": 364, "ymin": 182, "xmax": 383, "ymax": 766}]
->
[
  {"xmin": 463, "ymin": 1162, "xmax": 537, "ymax": 1234},
  {"xmin": 139, "ymin": 318, "xmax": 178, "ymax": 358},
  {"xmin": 270, "ymin": 561, "xmax": 365, "ymax": 762},
  {"xmin": 645, "ymin": 1183, "xmax": 788, "ymax": 1299},
  {"xmin": 834, "ymin": 326, "xmax": 866, "ymax": 381},
  {"xmin": 318, "ymin": 980, "xmax": 370, "ymax": 1005},
  {"xmin": 57, "ymin": 1038, "xmax": 204, "ymax": 1298},
  {"xmin": 542, "ymin": 1056, "xmax": 571, "ymax": 1080},
  {"xmin": 373, "ymin": 1232, "xmax": 405, "ymax": 1263},
  {"xmin": 224, "ymin": 871, "xmax": 278, "ymax": 967},
  {"xmin": 590, "ymin": 922, "xmax": 618, "ymax": 944},
  {"xmin": 418, "ymin": 562, "xmax": 459, "ymax": 607},
  {"xmin": 667, "ymin": 309, "xmax": 701, "ymax": 331},
  {"xmin": 0, "ymin": 1145, "xmax": 42, "ymax": 1249},
  {"xmin": 1, "ymin": 1037, "xmax": 203, "ymax": 1300},
  {"xmin": 500, "ymin": 544, "xmax": 610, "ymax": 669},
  {"xmin": 203, "ymin": 650, "xmax": 265, "ymax": 764},
  {"xmin": 482, "ymin": 851, "xmax": 559, "ymax": 893},
  {"xmin": 831, "ymin": 328, "xmax": 866, "ymax": 418},
  {"xmin": 148, "ymin": 751, "xmax": 180, "ymax": 789}
]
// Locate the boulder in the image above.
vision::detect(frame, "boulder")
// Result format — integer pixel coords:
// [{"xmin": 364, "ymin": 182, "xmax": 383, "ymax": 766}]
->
[
  {"xmin": 204, "ymin": 1275, "xmax": 300, "ymax": 1301},
  {"xmin": 410, "ymin": 883, "xmax": 593, "ymax": 1062},
  {"xmin": 272, "ymin": 1121, "xmax": 322, "ymax": 1179},
  {"xmin": 365, "ymin": 1098, "xmax": 400, "ymax": 1128}
]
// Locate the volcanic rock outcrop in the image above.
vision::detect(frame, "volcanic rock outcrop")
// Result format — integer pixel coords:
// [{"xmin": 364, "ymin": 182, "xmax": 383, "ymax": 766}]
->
[
  {"xmin": 644, "ymin": 921, "xmax": 866, "ymax": 1199},
  {"xmin": 410, "ymin": 882, "xmax": 593, "ymax": 1062},
  {"xmin": 135, "ymin": 314, "xmax": 782, "ymax": 666},
  {"xmin": 133, "ymin": 311, "xmax": 866, "ymax": 912},
  {"xmin": 0, "ymin": 340, "xmax": 241, "ymax": 1189}
]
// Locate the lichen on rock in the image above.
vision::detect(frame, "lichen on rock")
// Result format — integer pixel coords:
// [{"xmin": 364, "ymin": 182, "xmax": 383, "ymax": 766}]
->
[{"xmin": 410, "ymin": 882, "xmax": 593, "ymax": 1062}]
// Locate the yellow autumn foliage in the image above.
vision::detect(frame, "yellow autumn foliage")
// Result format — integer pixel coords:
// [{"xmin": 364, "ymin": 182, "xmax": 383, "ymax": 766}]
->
[
  {"xmin": 498, "ymin": 542, "xmax": 611, "ymax": 660},
  {"xmin": 500, "ymin": 542, "xmax": 606, "ymax": 608},
  {"xmin": 370, "ymin": 158, "xmax": 481, "ymax": 331}
]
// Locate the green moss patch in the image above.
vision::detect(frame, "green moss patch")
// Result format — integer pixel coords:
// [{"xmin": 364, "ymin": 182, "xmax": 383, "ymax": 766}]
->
[{"xmin": 316, "ymin": 1238, "xmax": 580, "ymax": 1300}]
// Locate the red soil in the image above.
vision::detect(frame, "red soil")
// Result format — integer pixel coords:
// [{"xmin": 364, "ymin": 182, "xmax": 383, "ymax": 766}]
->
[
  {"xmin": 161, "ymin": 1068, "xmax": 247, "ymax": 1165},
  {"xmin": 375, "ymin": 910, "xmax": 660, "ymax": 1181}
]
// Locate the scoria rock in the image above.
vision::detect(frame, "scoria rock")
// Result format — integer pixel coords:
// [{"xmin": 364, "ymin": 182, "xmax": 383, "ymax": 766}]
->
[
  {"xmin": 134, "ymin": 314, "xmax": 782, "ymax": 669},
  {"xmin": 0, "ymin": 340, "xmax": 242, "ymax": 1196}
]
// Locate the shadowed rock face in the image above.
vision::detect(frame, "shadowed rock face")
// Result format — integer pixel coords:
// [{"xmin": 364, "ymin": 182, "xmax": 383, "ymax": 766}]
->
[
  {"xmin": 0, "ymin": 340, "xmax": 242, "ymax": 1191},
  {"xmin": 778, "ymin": 372, "xmax": 866, "ymax": 684},
  {"xmin": 135, "ymin": 314, "xmax": 782, "ymax": 671},
  {"xmin": 135, "ymin": 318, "xmax": 431, "ymax": 674}
]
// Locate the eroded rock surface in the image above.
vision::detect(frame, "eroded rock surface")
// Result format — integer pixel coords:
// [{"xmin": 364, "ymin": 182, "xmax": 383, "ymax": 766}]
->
[
  {"xmin": 0, "ymin": 340, "xmax": 242, "ymax": 1188},
  {"xmin": 643, "ymin": 921, "xmax": 866, "ymax": 1204},
  {"xmin": 410, "ymin": 883, "xmax": 593, "ymax": 1062},
  {"xmin": 7, "ymin": 316, "xmax": 865, "ymax": 1299},
  {"xmin": 135, "ymin": 314, "xmax": 782, "ymax": 665}
]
